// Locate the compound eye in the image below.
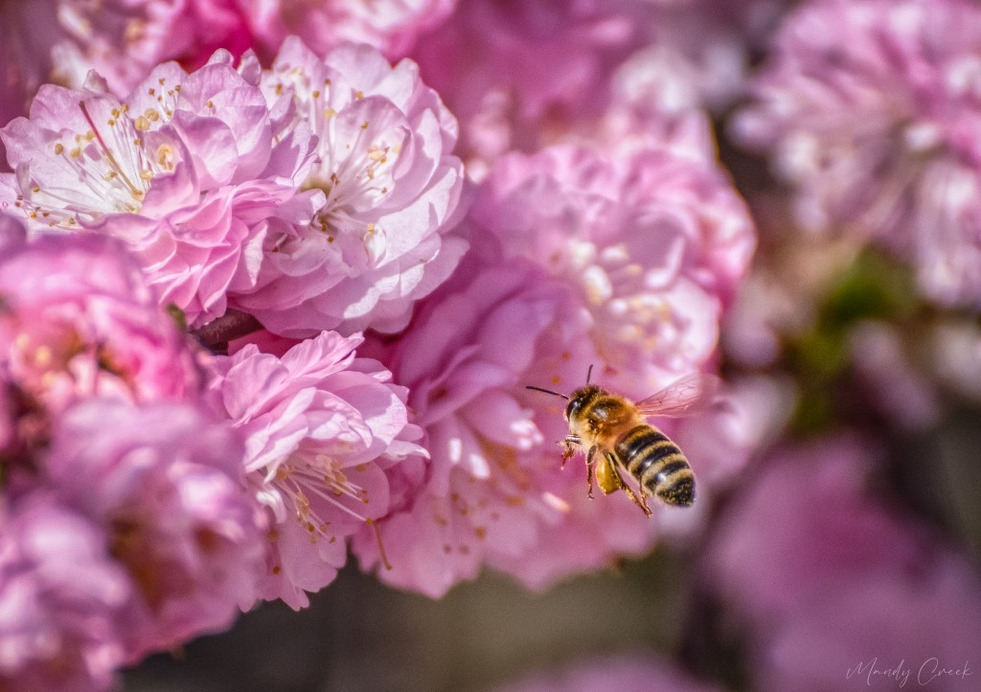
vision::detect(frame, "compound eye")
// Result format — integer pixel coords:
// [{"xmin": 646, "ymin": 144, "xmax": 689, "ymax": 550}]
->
[{"xmin": 565, "ymin": 397, "xmax": 583, "ymax": 421}]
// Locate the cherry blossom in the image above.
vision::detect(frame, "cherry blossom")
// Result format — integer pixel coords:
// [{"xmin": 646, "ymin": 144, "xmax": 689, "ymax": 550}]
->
[
  {"xmin": 230, "ymin": 38, "xmax": 467, "ymax": 336},
  {"xmin": 0, "ymin": 48, "xmax": 320, "ymax": 328},
  {"xmin": 206, "ymin": 330, "xmax": 424, "ymax": 609},
  {"xmin": 468, "ymin": 145, "xmax": 754, "ymax": 399}
]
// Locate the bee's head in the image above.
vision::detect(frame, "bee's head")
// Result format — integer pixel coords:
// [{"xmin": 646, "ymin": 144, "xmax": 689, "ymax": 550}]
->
[{"xmin": 565, "ymin": 385, "xmax": 600, "ymax": 422}]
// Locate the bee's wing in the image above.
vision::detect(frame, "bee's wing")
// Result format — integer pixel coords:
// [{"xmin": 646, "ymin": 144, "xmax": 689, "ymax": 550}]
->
[{"xmin": 635, "ymin": 372, "xmax": 721, "ymax": 418}]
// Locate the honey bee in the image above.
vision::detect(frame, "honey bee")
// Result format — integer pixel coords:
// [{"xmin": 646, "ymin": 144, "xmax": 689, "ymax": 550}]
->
[{"xmin": 527, "ymin": 369, "xmax": 719, "ymax": 515}]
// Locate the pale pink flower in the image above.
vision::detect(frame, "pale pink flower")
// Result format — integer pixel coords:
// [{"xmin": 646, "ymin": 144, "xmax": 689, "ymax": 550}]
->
[
  {"xmin": 704, "ymin": 436, "xmax": 981, "ymax": 691},
  {"xmin": 0, "ymin": 225, "xmax": 201, "ymax": 419},
  {"xmin": 241, "ymin": 0, "xmax": 457, "ymax": 61},
  {"xmin": 0, "ymin": 48, "xmax": 320, "ymax": 328},
  {"xmin": 495, "ymin": 653, "xmax": 722, "ymax": 692},
  {"xmin": 231, "ymin": 38, "xmax": 467, "ymax": 336},
  {"xmin": 206, "ymin": 330, "xmax": 424, "ymax": 609},
  {"xmin": 734, "ymin": 0, "xmax": 981, "ymax": 307},
  {"xmin": 468, "ymin": 145, "xmax": 755, "ymax": 399},
  {"xmin": 42, "ymin": 398, "xmax": 263, "ymax": 661},
  {"xmin": 0, "ymin": 493, "xmax": 130, "ymax": 692}
]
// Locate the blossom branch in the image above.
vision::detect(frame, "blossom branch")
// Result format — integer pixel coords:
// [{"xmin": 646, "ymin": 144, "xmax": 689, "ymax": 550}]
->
[{"xmin": 192, "ymin": 310, "xmax": 263, "ymax": 353}]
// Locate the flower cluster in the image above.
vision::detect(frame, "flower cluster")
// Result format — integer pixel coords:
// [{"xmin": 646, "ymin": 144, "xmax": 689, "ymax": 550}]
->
[
  {"xmin": 0, "ymin": 223, "xmax": 264, "ymax": 688},
  {"xmin": 1, "ymin": 37, "xmax": 465, "ymax": 335},
  {"xmin": 231, "ymin": 38, "xmax": 466, "ymax": 336},
  {"xmin": 18, "ymin": 0, "xmax": 975, "ymax": 689}
]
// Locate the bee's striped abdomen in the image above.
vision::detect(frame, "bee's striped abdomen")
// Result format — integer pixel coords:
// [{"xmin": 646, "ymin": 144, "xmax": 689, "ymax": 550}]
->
[{"xmin": 615, "ymin": 425, "xmax": 695, "ymax": 506}]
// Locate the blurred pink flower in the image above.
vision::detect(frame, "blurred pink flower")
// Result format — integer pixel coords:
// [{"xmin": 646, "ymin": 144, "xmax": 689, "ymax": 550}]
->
[
  {"xmin": 734, "ymin": 0, "xmax": 981, "ymax": 307},
  {"xmin": 206, "ymin": 330, "xmax": 424, "ymax": 609},
  {"xmin": 704, "ymin": 436, "xmax": 981, "ymax": 691},
  {"xmin": 0, "ymin": 48, "xmax": 320, "ymax": 327},
  {"xmin": 0, "ymin": 225, "xmax": 201, "ymax": 420},
  {"xmin": 468, "ymin": 145, "xmax": 754, "ymax": 399},
  {"xmin": 240, "ymin": 0, "xmax": 457, "ymax": 61},
  {"xmin": 0, "ymin": 1, "xmax": 253, "ymax": 133},
  {"xmin": 848, "ymin": 320, "xmax": 941, "ymax": 430},
  {"xmin": 42, "ymin": 398, "xmax": 263, "ymax": 662},
  {"xmin": 231, "ymin": 38, "xmax": 467, "ymax": 336},
  {"xmin": 0, "ymin": 493, "xmax": 130, "ymax": 692},
  {"xmin": 409, "ymin": 0, "xmax": 648, "ymax": 172},
  {"xmin": 494, "ymin": 653, "xmax": 722, "ymax": 692}
]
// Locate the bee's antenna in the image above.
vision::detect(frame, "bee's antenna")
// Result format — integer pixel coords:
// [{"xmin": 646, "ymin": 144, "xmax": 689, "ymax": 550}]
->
[
  {"xmin": 586, "ymin": 364, "xmax": 594, "ymax": 384},
  {"xmin": 526, "ymin": 385, "xmax": 569, "ymax": 400}
]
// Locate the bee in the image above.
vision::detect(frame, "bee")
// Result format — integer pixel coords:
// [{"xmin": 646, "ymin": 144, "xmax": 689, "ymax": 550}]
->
[{"xmin": 527, "ymin": 369, "xmax": 719, "ymax": 515}]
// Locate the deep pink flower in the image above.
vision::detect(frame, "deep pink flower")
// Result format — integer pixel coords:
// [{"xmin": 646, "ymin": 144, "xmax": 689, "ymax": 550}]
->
[
  {"xmin": 206, "ymin": 330, "xmax": 424, "ymax": 609},
  {"xmin": 734, "ymin": 0, "xmax": 981, "ymax": 307},
  {"xmin": 241, "ymin": 0, "xmax": 457, "ymax": 61},
  {"xmin": 0, "ymin": 224, "xmax": 201, "ymax": 420},
  {"xmin": 0, "ymin": 48, "xmax": 320, "ymax": 328},
  {"xmin": 704, "ymin": 436, "xmax": 981, "ymax": 690},
  {"xmin": 0, "ymin": 493, "xmax": 130, "ymax": 692},
  {"xmin": 231, "ymin": 38, "xmax": 467, "ymax": 336},
  {"xmin": 42, "ymin": 398, "xmax": 263, "ymax": 662}
]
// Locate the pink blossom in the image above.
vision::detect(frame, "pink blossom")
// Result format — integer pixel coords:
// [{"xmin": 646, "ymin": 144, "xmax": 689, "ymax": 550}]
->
[
  {"xmin": 205, "ymin": 330, "xmax": 424, "ymax": 609},
  {"xmin": 352, "ymin": 140, "xmax": 755, "ymax": 595},
  {"xmin": 734, "ymin": 0, "xmax": 981, "ymax": 307},
  {"xmin": 352, "ymin": 239, "xmax": 668, "ymax": 597},
  {"xmin": 704, "ymin": 436, "xmax": 981, "ymax": 690},
  {"xmin": 0, "ymin": 225, "xmax": 201, "ymax": 420},
  {"xmin": 494, "ymin": 653, "xmax": 722, "ymax": 692},
  {"xmin": 468, "ymin": 145, "xmax": 754, "ymax": 398},
  {"xmin": 241, "ymin": 0, "xmax": 457, "ymax": 61},
  {"xmin": 0, "ymin": 493, "xmax": 130, "ymax": 692},
  {"xmin": 0, "ymin": 48, "xmax": 320, "ymax": 328},
  {"xmin": 42, "ymin": 398, "xmax": 263, "ymax": 662},
  {"xmin": 230, "ymin": 38, "xmax": 467, "ymax": 336}
]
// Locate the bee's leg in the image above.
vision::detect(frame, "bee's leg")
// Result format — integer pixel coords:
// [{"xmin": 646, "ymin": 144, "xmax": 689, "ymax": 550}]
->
[
  {"xmin": 586, "ymin": 457, "xmax": 595, "ymax": 499},
  {"xmin": 605, "ymin": 453, "xmax": 652, "ymax": 517},
  {"xmin": 561, "ymin": 435, "xmax": 581, "ymax": 468},
  {"xmin": 585, "ymin": 445, "xmax": 598, "ymax": 498}
]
